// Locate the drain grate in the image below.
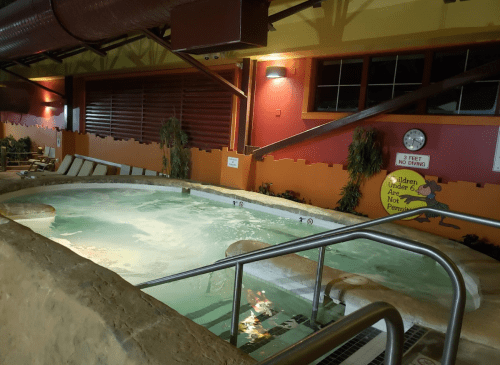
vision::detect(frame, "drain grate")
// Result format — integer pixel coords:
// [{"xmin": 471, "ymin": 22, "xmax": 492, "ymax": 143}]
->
[
  {"xmin": 368, "ymin": 325, "xmax": 428, "ymax": 365},
  {"xmin": 316, "ymin": 326, "xmax": 382, "ymax": 365},
  {"xmin": 315, "ymin": 324, "xmax": 428, "ymax": 365}
]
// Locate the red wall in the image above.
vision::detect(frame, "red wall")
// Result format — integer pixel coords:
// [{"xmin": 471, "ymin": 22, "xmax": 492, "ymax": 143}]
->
[
  {"xmin": 1, "ymin": 79, "xmax": 65, "ymax": 130},
  {"xmin": 252, "ymin": 58, "xmax": 500, "ymax": 185}
]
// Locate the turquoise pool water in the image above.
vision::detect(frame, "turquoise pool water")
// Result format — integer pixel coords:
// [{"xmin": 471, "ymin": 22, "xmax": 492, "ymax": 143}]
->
[{"xmin": 4, "ymin": 187, "xmax": 469, "ymax": 310}]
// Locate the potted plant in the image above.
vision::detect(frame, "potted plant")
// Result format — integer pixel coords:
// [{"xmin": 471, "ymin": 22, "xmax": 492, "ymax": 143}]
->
[
  {"xmin": 159, "ymin": 116, "xmax": 190, "ymax": 179},
  {"xmin": 336, "ymin": 127, "xmax": 383, "ymax": 214}
]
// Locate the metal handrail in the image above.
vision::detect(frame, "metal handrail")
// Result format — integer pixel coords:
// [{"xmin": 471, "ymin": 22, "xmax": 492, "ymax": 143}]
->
[
  {"xmin": 258, "ymin": 301, "xmax": 404, "ymax": 365},
  {"xmin": 137, "ymin": 228, "xmax": 466, "ymax": 365},
  {"xmin": 215, "ymin": 207, "xmax": 500, "ymax": 328},
  {"xmin": 216, "ymin": 207, "xmax": 500, "ymax": 264}
]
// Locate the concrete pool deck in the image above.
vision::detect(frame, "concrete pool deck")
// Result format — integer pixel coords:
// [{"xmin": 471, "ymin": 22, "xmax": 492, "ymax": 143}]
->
[{"xmin": 1, "ymin": 173, "xmax": 500, "ymax": 363}]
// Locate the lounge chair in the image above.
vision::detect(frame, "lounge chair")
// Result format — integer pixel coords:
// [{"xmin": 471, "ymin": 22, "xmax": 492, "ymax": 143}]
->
[
  {"xmin": 131, "ymin": 167, "xmax": 144, "ymax": 175},
  {"xmin": 77, "ymin": 160, "xmax": 95, "ymax": 177},
  {"xmin": 28, "ymin": 147, "xmax": 56, "ymax": 171},
  {"xmin": 18, "ymin": 154, "xmax": 74, "ymax": 179},
  {"xmin": 65, "ymin": 158, "xmax": 84, "ymax": 176},
  {"xmin": 92, "ymin": 164, "xmax": 108, "ymax": 176},
  {"xmin": 27, "ymin": 146, "xmax": 50, "ymax": 166},
  {"xmin": 145, "ymin": 169, "xmax": 158, "ymax": 176},
  {"xmin": 120, "ymin": 165, "xmax": 131, "ymax": 175}
]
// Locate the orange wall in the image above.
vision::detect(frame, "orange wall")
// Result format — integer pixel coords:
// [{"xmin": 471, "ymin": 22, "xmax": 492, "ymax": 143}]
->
[
  {"xmin": 190, "ymin": 148, "xmax": 222, "ymax": 186},
  {"xmin": 222, "ymin": 149, "xmax": 500, "ymax": 245},
  {"xmin": 73, "ymin": 133, "xmax": 163, "ymax": 171},
  {"xmin": 220, "ymin": 148, "xmax": 253, "ymax": 190}
]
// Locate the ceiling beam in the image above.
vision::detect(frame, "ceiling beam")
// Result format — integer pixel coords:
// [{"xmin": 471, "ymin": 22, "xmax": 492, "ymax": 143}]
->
[
  {"xmin": 42, "ymin": 52, "xmax": 63, "ymax": 64},
  {"xmin": 0, "ymin": 68, "xmax": 66, "ymax": 98},
  {"xmin": 12, "ymin": 59, "xmax": 30, "ymax": 68},
  {"xmin": 101, "ymin": 35, "xmax": 146, "ymax": 52},
  {"xmin": 142, "ymin": 28, "xmax": 247, "ymax": 99},
  {"xmin": 252, "ymin": 57, "xmax": 500, "ymax": 160},
  {"xmin": 82, "ymin": 43, "xmax": 107, "ymax": 57}
]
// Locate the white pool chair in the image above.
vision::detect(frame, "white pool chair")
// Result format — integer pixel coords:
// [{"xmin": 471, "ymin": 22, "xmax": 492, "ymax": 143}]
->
[
  {"xmin": 28, "ymin": 146, "xmax": 56, "ymax": 171},
  {"xmin": 65, "ymin": 158, "xmax": 84, "ymax": 176},
  {"xmin": 18, "ymin": 154, "xmax": 74, "ymax": 179},
  {"xmin": 131, "ymin": 167, "xmax": 144, "ymax": 175},
  {"xmin": 27, "ymin": 146, "xmax": 50, "ymax": 166},
  {"xmin": 144, "ymin": 169, "xmax": 158, "ymax": 176},
  {"xmin": 77, "ymin": 160, "xmax": 96, "ymax": 177},
  {"xmin": 120, "ymin": 164, "xmax": 131, "ymax": 175},
  {"xmin": 92, "ymin": 164, "xmax": 108, "ymax": 176}
]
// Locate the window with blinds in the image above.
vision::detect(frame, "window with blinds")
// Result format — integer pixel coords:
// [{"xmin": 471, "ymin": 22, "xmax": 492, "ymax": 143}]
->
[{"xmin": 85, "ymin": 70, "xmax": 235, "ymax": 150}]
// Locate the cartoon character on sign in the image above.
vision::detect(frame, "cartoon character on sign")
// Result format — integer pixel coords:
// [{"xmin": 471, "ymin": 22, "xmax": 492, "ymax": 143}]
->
[{"xmin": 400, "ymin": 180, "xmax": 460, "ymax": 229}]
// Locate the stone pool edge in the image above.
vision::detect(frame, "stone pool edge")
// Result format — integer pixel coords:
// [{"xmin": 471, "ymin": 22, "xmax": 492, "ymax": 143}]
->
[{"xmin": 1, "ymin": 175, "xmax": 500, "ymax": 350}]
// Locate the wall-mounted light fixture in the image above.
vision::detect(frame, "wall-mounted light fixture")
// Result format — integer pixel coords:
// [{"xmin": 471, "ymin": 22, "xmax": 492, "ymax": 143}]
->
[
  {"xmin": 266, "ymin": 66, "xmax": 286, "ymax": 79},
  {"xmin": 41, "ymin": 100, "xmax": 62, "ymax": 108}
]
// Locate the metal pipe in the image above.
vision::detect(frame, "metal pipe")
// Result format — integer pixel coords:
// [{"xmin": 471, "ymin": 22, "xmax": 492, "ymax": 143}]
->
[
  {"xmin": 136, "ymin": 229, "xmax": 465, "ymax": 365},
  {"xmin": 257, "ymin": 301, "xmax": 404, "ymax": 365},
  {"xmin": 217, "ymin": 207, "xmax": 500, "ymax": 264},
  {"xmin": 268, "ymin": 0, "xmax": 325, "ymax": 24},
  {"xmin": 142, "ymin": 28, "xmax": 247, "ymax": 100},
  {"xmin": 230, "ymin": 263, "xmax": 244, "ymax": 346},
  {"xmin": 310, "ymin": 246, "xmax": 326, "ymax": 325}
]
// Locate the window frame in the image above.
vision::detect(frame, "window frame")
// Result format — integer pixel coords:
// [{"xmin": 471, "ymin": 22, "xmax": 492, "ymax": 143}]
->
[{"xmin": 302, "ymin": 43, "xmax": 500, "ymax": 123}]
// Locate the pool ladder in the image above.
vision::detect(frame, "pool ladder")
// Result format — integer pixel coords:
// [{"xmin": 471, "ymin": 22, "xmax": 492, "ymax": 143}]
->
[{"xmin": 136, "ymin": 208, "xmax": 500, "ymax": 365}]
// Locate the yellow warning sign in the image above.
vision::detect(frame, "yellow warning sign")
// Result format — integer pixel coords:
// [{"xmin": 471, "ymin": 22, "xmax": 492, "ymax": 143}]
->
[{"xmin": 380, "ymin": 169, "xmax": 427, "ymax": 220}]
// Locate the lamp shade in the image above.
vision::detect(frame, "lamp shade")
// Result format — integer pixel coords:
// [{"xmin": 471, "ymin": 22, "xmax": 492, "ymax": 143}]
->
[{"xmin": 266, "ymin": 66, "xmax": 286, "ymax": 78}]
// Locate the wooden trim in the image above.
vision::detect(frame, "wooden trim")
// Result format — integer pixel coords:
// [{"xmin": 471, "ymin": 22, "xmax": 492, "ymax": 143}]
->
[
  {"xmin": 301, "ymin": 58, "xmax": 317, "ymax": 114},
  {"xmin": 246, "ymin": 60, "xmax": 258, "ymax": 146},
  {"xmin": 230, "ymin": 67, "xmax": 241, "ymax": 151},
  {"xmin": 254, "ymin": 57, "xmax": 500, "ymax": 159},
  {"xmin": 82, "ymin": 63, "xmax": 240, "ymax": 82},
  {"xmin": 237, "ymin": 58, "xmax": 251, "ymax": 153},
  {"xmin": 358, "ymin": 55, "xmax": 370, "ymax": 111},
  {"xmin": 72, "ymin": 77, "xmax": 86, "ymax": 133},
  {"xmin": 303, "ymin": 112, "xmax": 500, "ymax": 126},
  {"xmin": 310, "ymin": 39, "xmax": 500, "ymax": 64},
  {"xmin": 301, "ymin": 111, "xmax": 351, "ymax": 120}
]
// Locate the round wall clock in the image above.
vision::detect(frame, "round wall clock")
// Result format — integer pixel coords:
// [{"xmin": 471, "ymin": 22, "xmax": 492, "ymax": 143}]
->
[{"xmin": 403, "ymin": 129, "xmax": 426, "ymax": 151}]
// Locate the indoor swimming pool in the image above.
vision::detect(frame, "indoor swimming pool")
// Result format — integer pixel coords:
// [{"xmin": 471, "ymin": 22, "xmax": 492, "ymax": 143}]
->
[{"xmin": 2, "ymin": 184, "xmax": 473, "ymax": 310}]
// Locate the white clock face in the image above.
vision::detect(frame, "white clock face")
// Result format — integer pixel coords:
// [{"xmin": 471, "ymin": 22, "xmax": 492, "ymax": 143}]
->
[{"xmin": 403, "ymin": 129, "xmax": 426, "ymax": 151}]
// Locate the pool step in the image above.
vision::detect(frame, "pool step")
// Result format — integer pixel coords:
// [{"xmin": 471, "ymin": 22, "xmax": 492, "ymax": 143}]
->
[{"xmin": 185, "ymin": 301, "xmax": 429, "ymax": 364}]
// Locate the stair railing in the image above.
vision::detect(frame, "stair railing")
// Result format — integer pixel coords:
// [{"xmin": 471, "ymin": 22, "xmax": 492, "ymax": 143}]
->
[
  {"xmin": 216, "ymin": 207, "xmax": 500, "ymax": 325},
  {"xmin": 137, "ymin": 226, "xmax": 467, "ymax": 365},
  {"xmin": 258, "ymin": 301, "xmax": 404, "ymax": 365}
]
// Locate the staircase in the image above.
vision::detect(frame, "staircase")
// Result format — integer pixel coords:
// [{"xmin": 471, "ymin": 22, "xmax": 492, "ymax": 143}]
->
[{"xmin": 177, "ymin": 274, "xmax": 428, "ymax": 364}]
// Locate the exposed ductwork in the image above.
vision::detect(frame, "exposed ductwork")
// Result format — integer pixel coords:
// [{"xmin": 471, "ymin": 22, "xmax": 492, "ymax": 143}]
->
[{"xmin": 0, "ymin": 0, "xmax": 199, "ymax": 60}]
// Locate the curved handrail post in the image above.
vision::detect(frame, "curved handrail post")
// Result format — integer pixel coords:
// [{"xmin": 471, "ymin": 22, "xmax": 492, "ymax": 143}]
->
[
  {"xmin": 257, "ymin": 301, "xmax": 404, "ymax": 365},
  {"xmin": 310, "ymin": 246, "xmax": 326, "ymax": 325},
  {"xmin": 230, "ymin": 263, "xmax": 244, "ymax": 346}
]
